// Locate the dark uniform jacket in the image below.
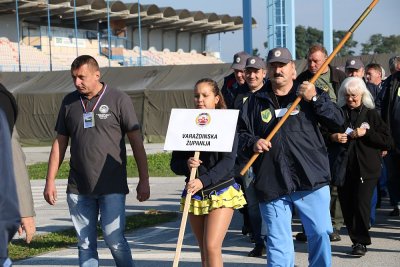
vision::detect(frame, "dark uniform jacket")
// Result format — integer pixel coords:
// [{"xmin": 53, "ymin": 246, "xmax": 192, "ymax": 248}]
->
[
  {"xmin": 365, "ymin": 81, "xmax": 380, "ymax": 102},
  {"xmin": 380, "ymin": 71, "xmax": 400, "ymax": 153},
  {"xmin": 237, "ymin": 80, "xmax": 344, "ymax": 202},
  {"xmin": 327, "ymin": 105, "xmax": 393, "ymax": 185},
  {"xmin": 170, "ymin": 134, "xmax": 238, "ymax": 196},
  {"xmin": 221, "ymin": 72, "xmax": 241, "ymax": 109}
]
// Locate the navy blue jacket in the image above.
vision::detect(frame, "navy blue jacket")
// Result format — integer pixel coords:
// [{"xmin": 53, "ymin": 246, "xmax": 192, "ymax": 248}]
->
[
  {"xmin": 237, "ymin": 80, "xmax": 344, "ymax": 202},
  {"xmin": 380, "ymin": 71, "xmax": 400, "ymax": 153},
  {"xmin": 221, "ymin": 73, "xmax": 240, "ymax": 109},
  {"xmin": 170, "ymin": 134, "xmax": 238, "ymax": 190}
]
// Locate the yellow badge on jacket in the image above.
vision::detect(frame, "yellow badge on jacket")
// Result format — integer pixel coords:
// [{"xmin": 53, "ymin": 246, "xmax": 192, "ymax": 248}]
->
[
  {"xmin": 261, "ymin": 109, "xmax": 272, "ymax": 123},
  {"xmin": 397, "ymin": 87, "xmax": 400, "ymax": 97}
]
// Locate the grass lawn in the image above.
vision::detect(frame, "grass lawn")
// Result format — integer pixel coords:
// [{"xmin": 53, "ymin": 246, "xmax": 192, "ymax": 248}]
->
[{"xmin": 28, "ymin": 152, "xmax": 177, "ymax": 179}]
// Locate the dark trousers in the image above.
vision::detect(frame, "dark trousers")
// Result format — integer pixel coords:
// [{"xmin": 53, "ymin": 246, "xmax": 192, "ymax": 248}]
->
[
  {"xmin": 338, "ymin": 175, "xmax": 378, "ymax": 245},
  {"xmin": 385, "ymin": 152, "xmax": 400, "ymax": 206},
  {"xmin": 330, "ymin": 185, "xmax": 344, "ymax": 230},
  {"xmin": 241, "ymin": 168, "xmax": 264, "ymax": 247}
]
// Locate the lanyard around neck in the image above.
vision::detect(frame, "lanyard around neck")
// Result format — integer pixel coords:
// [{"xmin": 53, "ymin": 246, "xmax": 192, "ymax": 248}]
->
[{"xmin": 80, "ymin": 84, "xmax": 107, "ymax": 113}]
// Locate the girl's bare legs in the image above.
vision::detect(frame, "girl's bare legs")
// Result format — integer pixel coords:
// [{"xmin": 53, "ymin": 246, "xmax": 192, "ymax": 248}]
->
[
  {"xmin": 189, "ymin": 208, "xmax": 234, "ymax": 267},
  {"xmin": 204, "ymin": 208, "xmax": 234, "ymax": 267},
  {"xmin": 189, "ymin": 214, "xmax": 207, "ymax": 267}
]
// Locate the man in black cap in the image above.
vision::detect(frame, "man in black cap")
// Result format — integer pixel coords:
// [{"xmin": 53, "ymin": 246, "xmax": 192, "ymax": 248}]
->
[
  {"xmin": 345, "ymin": 58, "xmax": 380, "ymax": 101},
  {"xmin": 234, "ymin": 56, "xmax": 267, "ymax": 257},
  {"xmin": 238, "ymin": 47, "xmax": 344, "ymax": 266},
  {"xmin": 221, "ymin": 51, "xmax": 252, "ymax": 243},
  {"xmin": 221, "ymin": 51, "xmax": 250, "ymax": 109}
]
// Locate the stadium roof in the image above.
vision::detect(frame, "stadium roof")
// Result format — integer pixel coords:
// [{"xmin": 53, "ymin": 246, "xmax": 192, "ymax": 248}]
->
[{"xmin": 0, "ymin": 0, "xmax": 257, "ymax": 34}]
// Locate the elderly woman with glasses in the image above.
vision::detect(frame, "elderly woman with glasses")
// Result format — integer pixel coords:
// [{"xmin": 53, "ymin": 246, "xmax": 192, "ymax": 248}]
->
[{"xmin": 325, "ymin": 77, "xmax": 393, "ymax": 256}]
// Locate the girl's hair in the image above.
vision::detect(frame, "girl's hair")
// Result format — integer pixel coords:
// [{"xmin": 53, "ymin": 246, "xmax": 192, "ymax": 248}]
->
[
  {"xmin": 194, "ymin": 78, "xmax": 227, "ymax": 109},
  {"xmin": 337, "ymin": 77, "xmax": 375, "ymax": 109}
]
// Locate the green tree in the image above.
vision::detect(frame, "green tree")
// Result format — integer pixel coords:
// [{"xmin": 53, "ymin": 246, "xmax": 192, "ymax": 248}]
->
[
  {"xmin": 252, "ymin": 48, "xmax": 260, "ymax": 57},
  {"xmin": 333, "ymin": 30, "xmax": 357, "ymax": 57},
  {"xmin": 294, "ymin": 26, "xmax": 357, "ymax": 59},
  {"xmin": 295, "ymin": 26, "xmax": 322, "ymax": 59},
  {"xmin": 361, "ymin": 34, "xmax": 400, "ymax": 54},
  {"xmin": 253, "ymin": 41, "xmax": 268, "ymax": 58}
]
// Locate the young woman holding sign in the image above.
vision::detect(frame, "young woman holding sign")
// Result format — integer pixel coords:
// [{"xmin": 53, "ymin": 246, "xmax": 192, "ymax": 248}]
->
[{"xmin": 170, "ymin": 78, "xmax": 246, "ymax": 267}]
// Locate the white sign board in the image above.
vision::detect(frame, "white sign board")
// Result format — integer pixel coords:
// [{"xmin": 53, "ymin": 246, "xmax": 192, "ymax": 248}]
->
[{"xmin": 164, "ymin": 109, "xmax": 239, "ymax": 152}]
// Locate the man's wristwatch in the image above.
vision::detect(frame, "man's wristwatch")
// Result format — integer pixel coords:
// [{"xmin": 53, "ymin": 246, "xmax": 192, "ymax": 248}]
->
[{"xmin": 312, "ymin": 94, "xmax": 319, "ymax": 102}]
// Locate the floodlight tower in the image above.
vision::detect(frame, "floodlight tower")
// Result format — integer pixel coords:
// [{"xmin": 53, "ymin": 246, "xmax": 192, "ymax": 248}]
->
[
  {"xmin": 267, "ymin": 0, "xmax": 295, "ymax": 58},
  {"xmin": 267, "ymin": 0, "xmax": 333, "ymax": 59},
  {"xmin": 243, "ymin": 0, "xmax": 253, "ymax": 55}
]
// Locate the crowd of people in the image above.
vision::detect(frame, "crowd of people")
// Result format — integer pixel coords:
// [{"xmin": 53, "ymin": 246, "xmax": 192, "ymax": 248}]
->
[
  {"xmin": 0, "ymin": 49, "xmax": 399, "ymax": 267},
  {"xmin": 222, "ymin": 49, "xmax": 398, "ymax": 266}
]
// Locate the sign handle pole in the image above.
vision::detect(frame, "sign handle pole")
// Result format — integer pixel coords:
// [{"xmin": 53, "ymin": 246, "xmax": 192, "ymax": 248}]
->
[{"xmin": 173, "ymin": 151, "xmax": 200, "ymax": 267}]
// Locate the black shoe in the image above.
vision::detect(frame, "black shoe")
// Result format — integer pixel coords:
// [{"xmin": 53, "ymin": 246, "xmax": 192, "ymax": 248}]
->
[
  {"xmin": 242, "ymin": 225, "xmax": 251, "ymax": 236},
  {"xmin": 295, "ymin": 232, "xmax": 307, "ymax": 242},
  {"xmin": 351, "ymin": 243, "xmax": 367, "ymax": 256},
  {"xmin": 389, "ymin": 207, "xmax": 400, "ymax": 216},
  {"xmin": 329, "ymin": 229, "xmax": 341, "ymax": 242},
  {"xmin": 247, "ymin": 245, "xmax": 266, "ymax": 257}
]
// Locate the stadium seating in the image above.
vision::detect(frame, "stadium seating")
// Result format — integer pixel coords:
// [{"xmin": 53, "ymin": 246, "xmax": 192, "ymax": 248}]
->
[{"xmin": 0, "ymin": 36, "xmax": 223, "ymax": 71}]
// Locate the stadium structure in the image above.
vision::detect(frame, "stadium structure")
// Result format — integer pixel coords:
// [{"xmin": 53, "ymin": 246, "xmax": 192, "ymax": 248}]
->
[
  {"xmin": 0, "ymin": 0, "xmax": 259, "ymax": 144},
  {"xmin": 0, "ymin": 0, "xmax": 257, "ymax": 71},
  {"xmin": 0, "ymin": 0, "xmax": 394, "ymax": 145}
]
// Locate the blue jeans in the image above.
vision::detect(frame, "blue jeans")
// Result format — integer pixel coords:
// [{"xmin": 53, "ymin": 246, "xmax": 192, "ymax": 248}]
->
[
  {"xmin": 67, "ymin": 193, "xmax": 133, "ymax": 267},
  {"xmin": 259, "ymin": 185, "xmax": 332, "ymax": 267},
  {"xmin": 0, "ymin": 258, "xmax": 12, "ymax": 267}
]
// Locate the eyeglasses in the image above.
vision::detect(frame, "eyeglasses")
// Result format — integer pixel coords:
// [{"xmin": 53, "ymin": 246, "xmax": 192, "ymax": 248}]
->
[{"xmin": 345, "ymin": 94, "xmax": 360, "ymax": 99}]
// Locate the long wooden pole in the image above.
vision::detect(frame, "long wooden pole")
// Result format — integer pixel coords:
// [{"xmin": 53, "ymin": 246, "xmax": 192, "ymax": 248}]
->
[
  {"xmin": 173, "ymin": 151, "xmax": 200, "ymax": 267},
  {"xmin": 240, "ymin": 0, "xmax": 379, "ymax": 176}
]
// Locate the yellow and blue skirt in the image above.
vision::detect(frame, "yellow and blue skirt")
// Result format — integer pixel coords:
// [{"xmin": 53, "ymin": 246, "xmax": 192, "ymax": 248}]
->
[{"xmin": 180, "ymin": 180, "xmax": 247, "ymax": 216}]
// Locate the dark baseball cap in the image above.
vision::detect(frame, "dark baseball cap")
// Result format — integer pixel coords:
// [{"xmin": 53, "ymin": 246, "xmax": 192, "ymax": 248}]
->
[
  {"xmin": 267, "ymin": 47, "xmax": 293, "ymax": 64},
  {"xmin": 245, "ymin": 56, "xmax": 266, "ymax": 70},
  {"xmin": 231, "ymin": 51, "xmax": 250, "ymax": 70},
  {"xmin": 345, "ymin": 58, "xmax": 364, "ymax": 70}
]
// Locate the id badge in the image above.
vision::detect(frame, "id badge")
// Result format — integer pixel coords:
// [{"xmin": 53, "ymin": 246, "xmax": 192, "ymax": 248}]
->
[
  {"xmin": 83, "ymin": 112, "xmax": 95, "ymax": 128},
  {"xmin": 274, "ymin": 108, "xmax": 288, "ymax": 118},
  {"xmin": 345, "ymin": 127, "xmax": 353, "ymax": 135}
]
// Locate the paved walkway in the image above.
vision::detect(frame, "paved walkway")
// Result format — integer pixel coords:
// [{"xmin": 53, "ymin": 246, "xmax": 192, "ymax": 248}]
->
[
  {"xmin": 12, "ymin": 145, "xmax": 400, "ymax": 266},
  {"xmin": 13, "ymin": 177, "xmax": 400, "ymax": 267}
]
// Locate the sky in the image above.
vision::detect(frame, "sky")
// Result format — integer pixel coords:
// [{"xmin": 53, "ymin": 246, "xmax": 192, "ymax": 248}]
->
[{"xmin": 132, "ymin": 0, "xmax": 398, "ymax": 62}]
